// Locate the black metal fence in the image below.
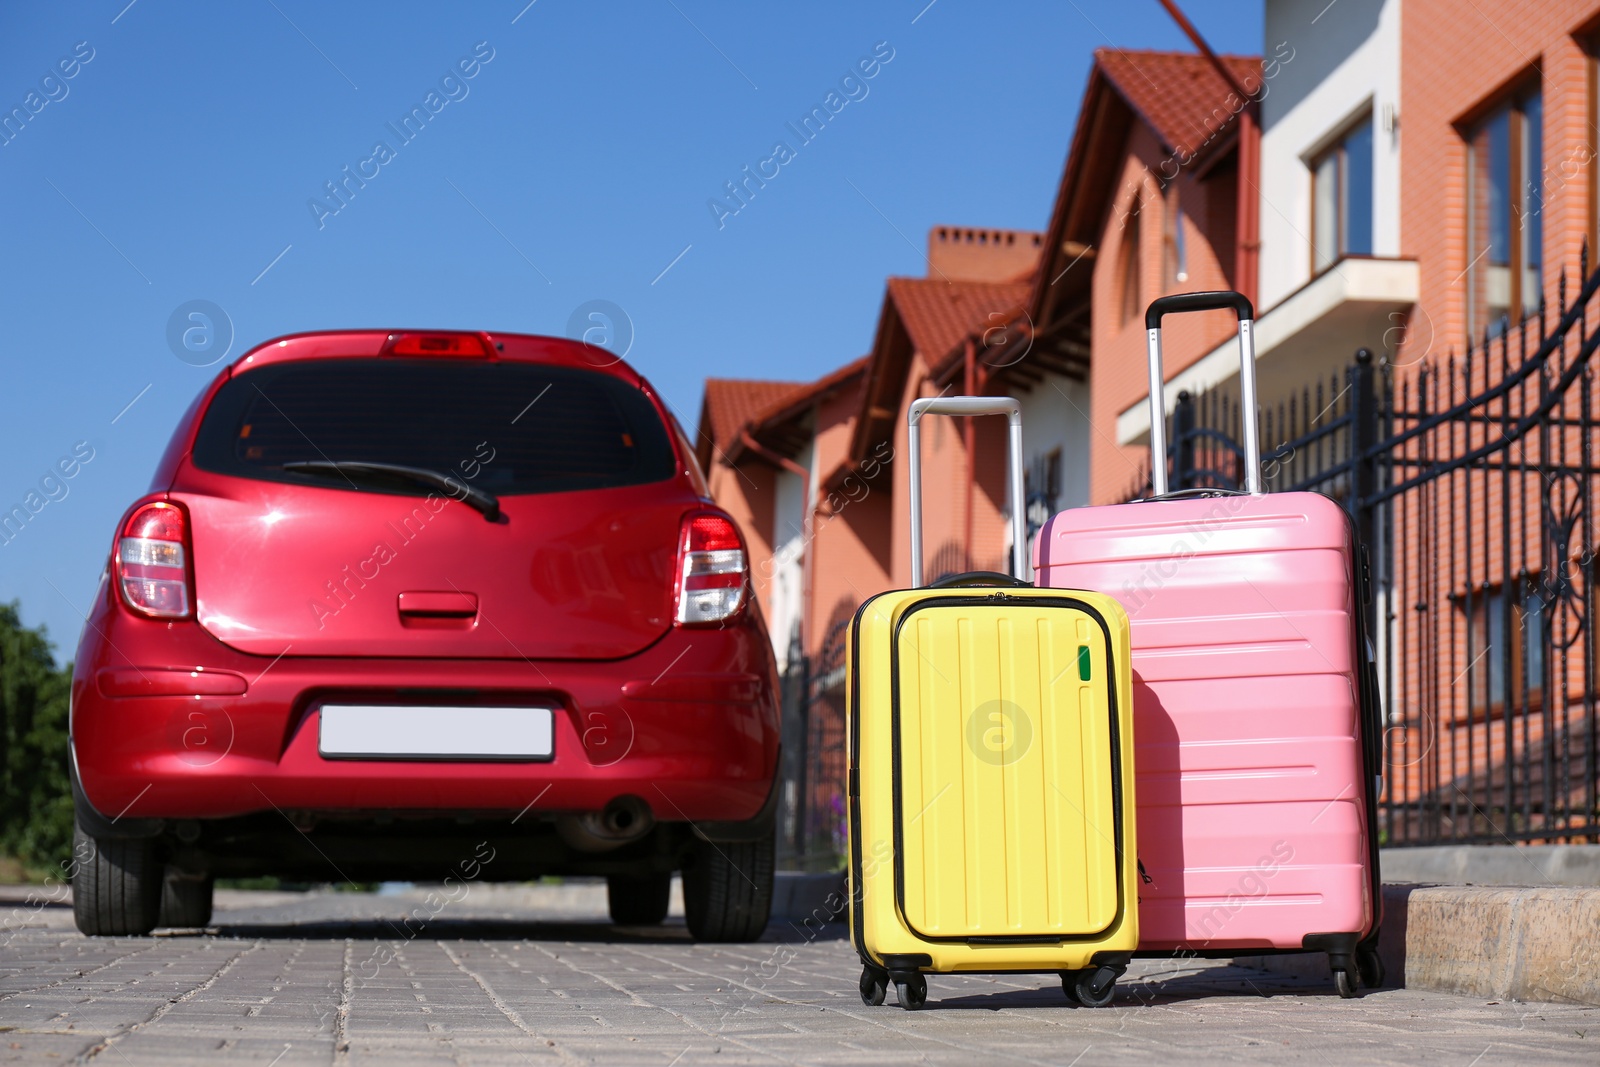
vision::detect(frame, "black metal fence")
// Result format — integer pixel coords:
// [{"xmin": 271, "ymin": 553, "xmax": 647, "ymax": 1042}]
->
[
  {"xmin": 775, "ymin": 620, "xmax": 850, "ymax": 871},
  {"xmin": 775, "ymin": 254, "xmax": 1600, "ymax": 859},
  {"xmin": 1138, "ymin": 253, "xmax": 1600, "ymax": 847}
]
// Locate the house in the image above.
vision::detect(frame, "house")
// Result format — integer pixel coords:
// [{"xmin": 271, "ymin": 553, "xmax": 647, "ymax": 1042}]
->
[
  {"xmin": 699, "ymin": 223, "xmax": 1096, "ymax": 671},
  {"xmin": 696, "ymin": 370, "xmax": 859, "ymax": 672},
  {"xmin": 700, "ymin": 41, "xmax": 1285, "ymax": 657},
  {"xmin": 1102, "ymin": 3, "xmax": 1416, "ymax": 490},
  {"xmin": 1022, "ymin": 47, "xmax": 1267, "ymax": 502},
  {"xmin": 1103, "ymin": 0, "xmax": 1600, "ymax": 847},
  {"xmin": 700, "ymin": 0, "xmax": 1600, "ymax": 856},
  {"xmin": 1384, "ymin": 0, "xmax": 1600, "ymax": 844},
  {"xmin": 698, "ymin": 223, "xmax": 1097, "ymax": 864}
]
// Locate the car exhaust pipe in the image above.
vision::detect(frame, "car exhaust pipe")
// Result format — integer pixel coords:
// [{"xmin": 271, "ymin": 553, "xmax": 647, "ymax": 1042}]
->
[{"xmin": 555, "ymin": 796, "xmax": 654, "ymax": 853}]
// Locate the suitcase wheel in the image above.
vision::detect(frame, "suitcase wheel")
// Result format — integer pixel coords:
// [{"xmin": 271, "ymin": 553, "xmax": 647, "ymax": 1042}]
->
[
  {"xmin": 1333, "ymin": 967, "xmax": 1358, "ymax": 999},
  {"xmin": 1356, "ymin": 946, "xmax": 1385, "ymax": 989},
  {"xmin": 858, "ymin": 966, "xmax": 888, "ymax": 1006},
  {"xmin": 894, "ymin": 973, "xmax": 928, "ymax": 1011},
  {"xmin": 1064, "ymin": 967, "xmax": 1117, "ymax": 1008}
]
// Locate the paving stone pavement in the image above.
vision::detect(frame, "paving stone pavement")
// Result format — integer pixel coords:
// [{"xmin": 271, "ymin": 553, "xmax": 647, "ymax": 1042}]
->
[{"xmin": 0, "ymin": 883, "xmax": 1595, "ymax": 1066}]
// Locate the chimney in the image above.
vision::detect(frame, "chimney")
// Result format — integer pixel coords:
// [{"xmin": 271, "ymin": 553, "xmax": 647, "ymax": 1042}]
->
[{"xmin": 926, "ymin": 226, "xmax": 1045, "ymax": 282}]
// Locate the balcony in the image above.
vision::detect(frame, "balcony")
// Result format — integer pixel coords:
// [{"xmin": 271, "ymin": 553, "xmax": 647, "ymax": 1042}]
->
[{"xmin": 1116, "ymin": 255, "xmax": 1419, "ymax": 444}]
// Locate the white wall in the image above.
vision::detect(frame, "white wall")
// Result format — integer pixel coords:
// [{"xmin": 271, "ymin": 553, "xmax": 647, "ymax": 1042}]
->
[
  {"xmin": 767, "ymin": 439, "xmax": 813, "ymax": 670},
  {"xmin": 1011, "ymin": 372, "xmax": 1092, "ymax": 568},
  {"xmin": 1258, "ymin": 0, "xmax": 1400, "ymax": 311}
]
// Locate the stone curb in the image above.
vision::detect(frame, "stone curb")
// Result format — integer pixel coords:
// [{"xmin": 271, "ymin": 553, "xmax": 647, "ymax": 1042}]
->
[
  {"xmin": 1235, "ymin": 883, "xmax": 1600, "ymax": 1006},
  {"xmin": 1380, "ymin": 844, "xmax": 1600, "ymax": 887}
]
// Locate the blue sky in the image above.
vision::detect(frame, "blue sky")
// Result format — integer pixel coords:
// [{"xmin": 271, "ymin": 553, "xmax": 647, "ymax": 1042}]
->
[{"xmin": 0, "ymin": 0, "xmax": 1261, "ymax": 662}]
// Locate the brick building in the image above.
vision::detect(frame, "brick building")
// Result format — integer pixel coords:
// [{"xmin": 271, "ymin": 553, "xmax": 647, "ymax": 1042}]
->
[
  {"xmin": 1032, "ymin": 48, "xmax": 1264, "ymax": 502},
  {"xmin": 698, "ymin": 223, "xmax": 1089, "ymax": 674},
  {"xmin": 1396, "ymin": 0, "xmax": 1597, "ymax": 355},
  {"xmin": 1114, "ymin": 0, "xmax": 1600, "ymax": 845},
  {"xmin": 1385, "ymin": 0, "xmax": 1600, "ymax": 842},
  {"xmin": 697, "ymin": 225, "xmax": 1088, "ymax": 863},
  {"xmin": 700, "ymin": 1, "xmax": 1600, "ymax": 856}
]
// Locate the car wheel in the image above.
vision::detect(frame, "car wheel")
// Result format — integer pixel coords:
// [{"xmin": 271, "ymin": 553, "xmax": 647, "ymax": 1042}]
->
[
  {"xmin": 607, "ymin": 873, "xmax": 672, "ymax": 925},
  {"xmin": 682, "ymin": 831, "xmax": 774, "ymax": 943},
  {"xmin": 71, "ymin": 822, "xmax": 161, "ymax": 937},
  {"xmin": 158, "ymin": 872, "xmax": 214, "ymax": 928}
]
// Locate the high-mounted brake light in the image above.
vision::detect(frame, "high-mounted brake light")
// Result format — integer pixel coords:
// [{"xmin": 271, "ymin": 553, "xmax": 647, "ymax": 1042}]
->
[
  {"xmin": 116, "ymin": 502, "xmax": 192, "ymax": 619},
  {"xmin": 382, "ymin": 332, "xmax": 494, "ymax": 358},
  {"xmin": 674, "ymin": 512, "xmax": 747, "ymax": 626}
]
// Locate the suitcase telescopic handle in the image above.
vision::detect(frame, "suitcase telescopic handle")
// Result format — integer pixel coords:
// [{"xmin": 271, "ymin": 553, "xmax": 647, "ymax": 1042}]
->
[
  {"xmin": 906, "ymin": 396, "xmax": 1028, "ymax": 588},
  {"xmin": 1143, "ymin": 290, "xmax": 1264, "ymax": 497}
]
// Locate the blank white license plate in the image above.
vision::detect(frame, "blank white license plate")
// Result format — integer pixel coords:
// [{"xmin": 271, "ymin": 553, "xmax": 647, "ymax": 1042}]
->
[{"xmin": 318, "ymin": 705, "xmax": 554, "ymax": 761}]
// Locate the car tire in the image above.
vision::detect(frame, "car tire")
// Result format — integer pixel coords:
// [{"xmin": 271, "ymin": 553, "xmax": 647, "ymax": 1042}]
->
[
  {"xmin": 71, "ymin": 823, "xmax": 161, "ymax": 937},
  {"xmin": 607, "ymin": 873, "xmax": 672, "ymax": 925},
  {"xmin": 682, "ymin": 831, "xmax": 774, "ymax": 943},
  {"xmin": 158, "ymin": 872, "xmax": 214, "ymax": 928}
]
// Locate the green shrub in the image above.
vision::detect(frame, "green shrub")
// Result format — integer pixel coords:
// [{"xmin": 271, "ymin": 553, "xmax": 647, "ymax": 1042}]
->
[{"xmin": 0, "ymin": 601, "xmax": 74, "ymax": 876}]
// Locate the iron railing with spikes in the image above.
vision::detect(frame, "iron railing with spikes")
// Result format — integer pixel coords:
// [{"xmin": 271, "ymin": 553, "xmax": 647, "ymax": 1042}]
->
[{"xmin": 1128, "ymin": 248, "xmax": 1600, "ymax": 847}]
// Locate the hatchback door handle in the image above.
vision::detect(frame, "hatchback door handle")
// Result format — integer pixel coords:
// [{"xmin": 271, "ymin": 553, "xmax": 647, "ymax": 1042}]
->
[{"xmin": 397, "ymin": 591, "xmax": 478, "ymax": 617}]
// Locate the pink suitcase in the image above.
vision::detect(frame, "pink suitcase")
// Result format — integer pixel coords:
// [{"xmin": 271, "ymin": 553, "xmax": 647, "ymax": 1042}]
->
[{"xmin": 1034, "ymin": 291, "xmax": 1383, "ymax": 997}]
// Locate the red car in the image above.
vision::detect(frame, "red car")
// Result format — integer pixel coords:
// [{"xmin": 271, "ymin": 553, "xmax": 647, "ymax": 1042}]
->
[{"xmin": 69, "ymin": 330, "xmax": 779, "ymax": 940}]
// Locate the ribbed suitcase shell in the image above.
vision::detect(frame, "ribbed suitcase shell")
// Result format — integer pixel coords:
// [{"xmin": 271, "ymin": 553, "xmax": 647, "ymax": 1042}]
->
[
  {"xmin": 1035, "ymin": 491, "xmax": 1375, "ymax": 951},
  {"xmin": 848, "ymin": 586, "xmax": 1139, "ymax": 972}
]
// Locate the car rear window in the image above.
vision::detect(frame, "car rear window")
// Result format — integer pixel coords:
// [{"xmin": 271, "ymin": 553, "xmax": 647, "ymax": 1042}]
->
[{"xmin": 192, "ymin": 358, "xmax": 676, "ymax": 495}]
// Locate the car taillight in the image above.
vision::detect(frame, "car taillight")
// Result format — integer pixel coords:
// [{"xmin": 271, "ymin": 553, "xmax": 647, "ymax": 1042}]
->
[
  {"xmin": 116, "ymin": 502, "xmax": 191, "ymax": 619},
  {"xmin": 674, "ymin": 512, "xmax": 747, "ymax": 626}
]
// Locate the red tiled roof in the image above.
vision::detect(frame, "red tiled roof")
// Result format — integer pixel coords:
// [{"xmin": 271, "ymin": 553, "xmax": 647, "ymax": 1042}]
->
[
  {"xmin": 746, "ymin": 356, "xmax": 868, "ymax": 432},
  {"xmin": 699, "ymin": 378, "xmax": 803, "ymax": 461},
  {"xmin": 845, "ymin": 276, "xmax": 1034, "ymax": 463},
  {"xmin": 719, "ymin": 356, "xmax": 869, "ymax": 465},
  {"xmin": 1093, "ymin": 48, "xmax": 1261, "ymax": 162},
  {"xmin": 885, "ymin": 277, "xmax": 1034, "ymax": 365}
]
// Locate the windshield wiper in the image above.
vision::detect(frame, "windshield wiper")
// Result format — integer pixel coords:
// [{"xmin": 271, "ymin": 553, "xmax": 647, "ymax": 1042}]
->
[{"xmin": 282, "ymin": 461, "xmax": 501, "ymax": 521}]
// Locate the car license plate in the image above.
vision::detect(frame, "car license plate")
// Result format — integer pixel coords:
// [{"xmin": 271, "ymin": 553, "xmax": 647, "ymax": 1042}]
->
[{"xmin": 318, "ymin": 705, "xmax": 554, "ymax": 760}]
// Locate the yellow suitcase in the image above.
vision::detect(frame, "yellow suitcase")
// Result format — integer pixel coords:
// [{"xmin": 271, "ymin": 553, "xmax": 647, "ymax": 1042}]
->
[{"xmin": 847, "ymin": 397, "xmax": 1138, "ymax": 1010}]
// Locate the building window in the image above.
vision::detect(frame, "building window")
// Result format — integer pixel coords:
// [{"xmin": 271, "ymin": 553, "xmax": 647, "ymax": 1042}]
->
[
  {"xmin": 1465, "ymin": 578, "xmax": 1545, "ymax": 716},
  {"xmin": 1310, "ymin": 114, "xmax": 1374, "ymax": 273},
  {"xmin": 1467, "ymin": 86, "xmax": 1543, "ymax": 336},
  {"xmin": 1120, "ymin": 193, "xmax": 1143, "ymax": 323},
  {"xmin": 1173, "ymin": 206, "xmax": 1189, "ymax": 283}
]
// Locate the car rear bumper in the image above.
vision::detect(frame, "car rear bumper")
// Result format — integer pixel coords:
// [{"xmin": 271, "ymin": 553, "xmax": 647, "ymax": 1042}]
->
[{"xmin": 71, "ymin": 601, "xmax": 780, "ymax": 829}]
